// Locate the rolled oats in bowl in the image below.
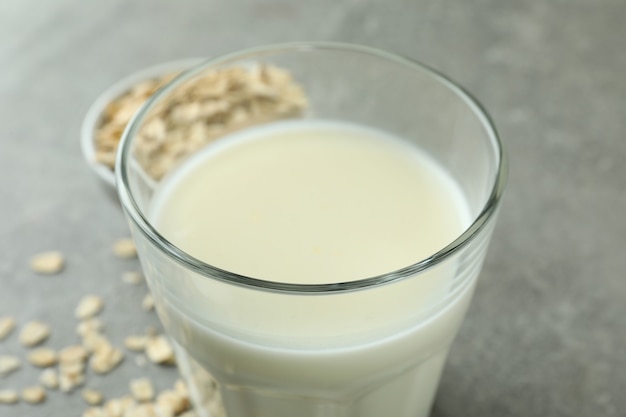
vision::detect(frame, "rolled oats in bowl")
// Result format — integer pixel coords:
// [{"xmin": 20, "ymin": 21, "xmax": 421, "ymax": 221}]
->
[{"xmin": 81, "ymin": 59, "xmax": 308, "ymax": 194}]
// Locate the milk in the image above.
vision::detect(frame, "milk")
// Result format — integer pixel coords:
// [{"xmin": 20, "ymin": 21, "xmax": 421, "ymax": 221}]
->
[{"xmin": 148, "ymin": 121, "xmax": 475, "ymax": 417}]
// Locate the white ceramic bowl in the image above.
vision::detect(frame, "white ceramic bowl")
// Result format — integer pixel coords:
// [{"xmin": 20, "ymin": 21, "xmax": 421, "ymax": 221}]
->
[{"xmin": 80, "ymin": 58, "xmax": 204, "ymax": 198}]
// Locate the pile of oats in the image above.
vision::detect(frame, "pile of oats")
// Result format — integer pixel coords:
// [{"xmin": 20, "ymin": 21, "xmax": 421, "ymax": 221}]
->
[
  {"xmin": 95, "ymin": 64, "xmax": 308, "ymax": 180},
  {"xmin": 0, "ymin": 237, "xmax": 220, "ymax": 417},
  {"xmin": 94, "ymin": 73, "xmax": 178, "ymax": 169}
]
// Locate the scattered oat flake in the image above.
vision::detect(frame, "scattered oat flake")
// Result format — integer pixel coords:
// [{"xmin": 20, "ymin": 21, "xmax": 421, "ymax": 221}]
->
[
  {"xmin": 76, "ymin": 295, "xmax": 104, "ymax": 319},
  {"xmin": 104, "ymin": 395, "xmax": 134, "ymax": 417},
  {"xmin": 174, "ymin": 379, "xmax": 188, "ymax": 397},
  {"xmin": 30, "ymin": 251, "xmax": 65, "ymax": 274},
  {"xmin": 0, "ymin": 316, "xmax": 16, "ymax": 340},
  {"xmin": 82, "ymin": 332, "xmax": 108, "ymax": 353},
  {"xmin": 59, "ymin": 344, "xmax": 89, "ymax": 364},
  {"xmin": 0, "ymin": 355, "xmax": 21, "ymax": 376},
  {"xmin": 77, "ymin": 318, "xmax": 104, "ymax": 336},
  {"xmin": 130, "ymin": 378, "xmax": 154, "ymax": 402},
  {"xmin": 124, "ymin": 335, "xmax": 148, "ymax": 352},
  {"xmin": 60, "ymin": 360, "xmax": 86, "ymax": 377},
  {"xmin": 90, "ymin": 344, "xmax": 124, "ymax": 374},
  {"xmin": 142, "ymin": 293, "xmax": 155, "ymax": 311},
  {"xmin": 82, "ymin": 388, "xmax": 104, "ymax": 406},
  {"xmin": 103, "ymin": 401, "xmax": 122, "ymax": 417},
  {"xmin": 0, "ymin": 389, "xmax": 18, "ymax": 404},
  {"xmin": 27, "ymin": 347, "xmax": 57, "ymax": 367},
  {"xmin": 39, "ymin": 368, "xmax": 59, "ymax": 389},
  {"xmin": 59, "ymin": 372, "xmax": 85, "ymax": 393},
  {"xmin": 83, "ymin": 406, "xmax": 107, "ymax": 417},
  {"xmin": 122, "ymin": 271, "xmax": 144, "ymax": 285},
  {"xmin": 126, "ymin": 403, "xmax": 159, "ymax": 417},
  {"xmin": 22, "ymin": 386, "xmax": 46, "ymax": 404},
  {"xmin": 19, "ymin": 320, "xmax": 50, "ymax": 347},
  {"xmin": 157, "ymin": 389, "xmax": 189, "ymax": 415},
  {"xmin": 145, "ymin": 336, "xmax": 175, "ymax": 365},
  {"xmin": 156, "ymin": 404, "xmax": 176, "ymax": 417},
  {"xmin": 113, "ymin": 238, "xmax": 137, "ymax": 259}
]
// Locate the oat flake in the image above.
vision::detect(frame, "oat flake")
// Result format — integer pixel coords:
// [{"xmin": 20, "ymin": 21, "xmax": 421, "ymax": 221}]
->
[
  {"xmin": 19, "ymin": 320, "xmax": 50, "ymax": 347},
  {"xmin": 0, "ymin": 316, "xmax": 16, "ymax": 341},
  {"xmin": 30, "ymin": 251, "xmax": 65, "ymax": 275}
]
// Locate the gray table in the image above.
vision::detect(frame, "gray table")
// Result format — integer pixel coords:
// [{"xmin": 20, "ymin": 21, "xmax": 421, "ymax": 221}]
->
[{"xmin": 1, "ymin": 1, "xmax": 624, "ymax": 416}]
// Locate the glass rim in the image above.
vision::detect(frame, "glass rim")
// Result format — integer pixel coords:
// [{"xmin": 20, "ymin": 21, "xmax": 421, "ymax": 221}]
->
[{"xmin": 116, "ymin": 41, "xmax": 508, "ymax": 295}]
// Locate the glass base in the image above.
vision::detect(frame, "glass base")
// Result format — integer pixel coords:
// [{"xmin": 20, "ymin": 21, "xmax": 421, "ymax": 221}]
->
[{"xmin": 173, "ymin": 339, "xmax": 447, "ymax": 417}]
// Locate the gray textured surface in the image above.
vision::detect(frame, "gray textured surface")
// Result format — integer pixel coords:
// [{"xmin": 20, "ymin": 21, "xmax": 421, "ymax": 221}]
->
[{"xmin": 1, "ymin": 1, "xmax": 625, "ymax": 416}]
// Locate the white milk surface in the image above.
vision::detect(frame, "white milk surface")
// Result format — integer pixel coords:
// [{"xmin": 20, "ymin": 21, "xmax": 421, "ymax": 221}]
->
[{"xmin": 148, "ymin": 121, "xmax": 474, "ymax": 417}]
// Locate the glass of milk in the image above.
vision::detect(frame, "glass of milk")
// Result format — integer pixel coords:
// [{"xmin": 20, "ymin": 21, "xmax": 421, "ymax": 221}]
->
[{"xmin": 116, "ymin": 43, "xmax": 506, "ymax": 417}]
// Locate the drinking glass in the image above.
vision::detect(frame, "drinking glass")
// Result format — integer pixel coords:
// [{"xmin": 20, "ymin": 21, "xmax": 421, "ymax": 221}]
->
[{"xmin": 116, "ymin": 42, "xmax": 507, "ymax": 417}]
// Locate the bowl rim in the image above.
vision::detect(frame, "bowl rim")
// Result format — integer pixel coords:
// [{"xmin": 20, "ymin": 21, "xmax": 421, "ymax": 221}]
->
[{"xmin": 80, "ymin": 58, "xmax": 206, "ymax": 188}]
